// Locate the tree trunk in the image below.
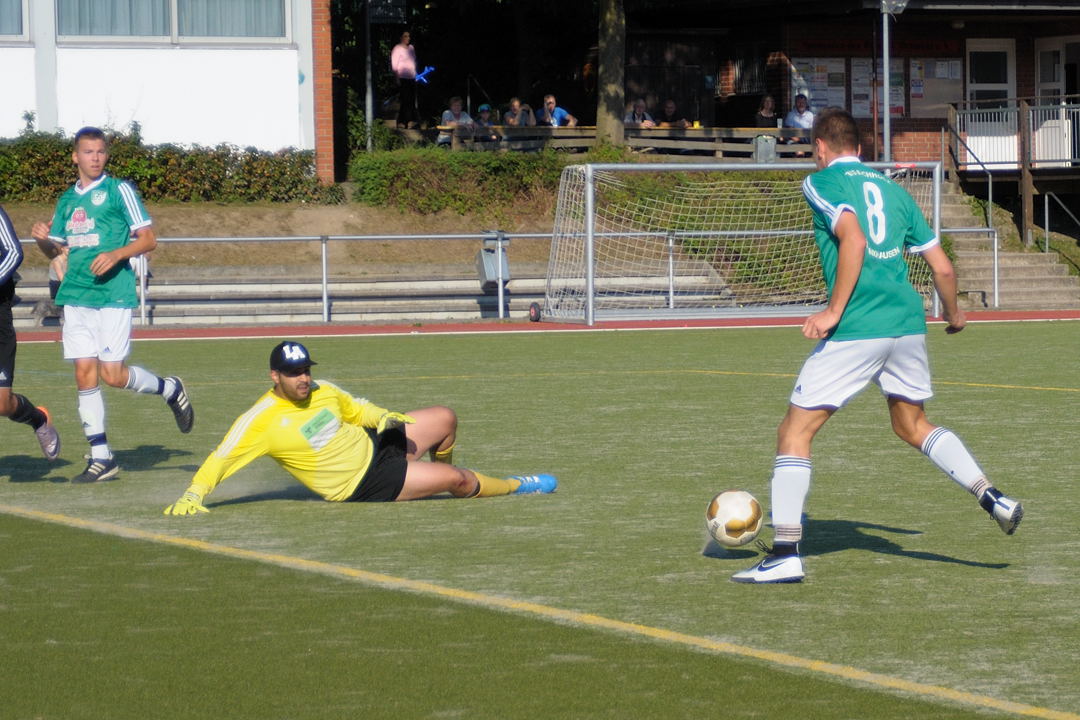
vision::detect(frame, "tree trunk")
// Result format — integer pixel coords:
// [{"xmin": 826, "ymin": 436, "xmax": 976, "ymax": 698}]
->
[{"xmin": 596, "ymin": 0, "xmax": 625, "ymax": 146}]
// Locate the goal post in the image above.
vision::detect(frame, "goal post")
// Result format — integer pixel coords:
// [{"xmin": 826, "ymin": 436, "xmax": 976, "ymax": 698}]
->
[{"xmin": 542, "ymin": 161, "xmax": 942, "ymax": 325}]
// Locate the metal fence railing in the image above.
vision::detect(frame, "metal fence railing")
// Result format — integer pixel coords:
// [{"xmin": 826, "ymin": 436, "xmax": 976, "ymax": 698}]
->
[{"xmin": 953, "ymin": 96, "xmax": 1080, "ymax": 170}]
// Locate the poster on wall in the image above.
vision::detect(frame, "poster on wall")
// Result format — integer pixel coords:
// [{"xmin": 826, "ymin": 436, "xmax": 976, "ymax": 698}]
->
[
  {"xmin": 851, "ymin": 58, "xmax": 873, "ymax": 117},
  {"xmin": 790, "ymin": 58, "xmax": 846, "ymax": 113},
  {"xmin": 849, "ymin": 57, "xmax": 905, "ymax": 118},
  {"xmin": 909, "ymin": 58, "xmax": 963, "ymax": 117}
]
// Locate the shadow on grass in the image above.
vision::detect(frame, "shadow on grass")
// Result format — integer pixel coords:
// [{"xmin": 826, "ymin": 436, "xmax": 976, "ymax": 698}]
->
[
  {"xmin": 112, "ymin": 444, "xmax": 195, "ymax": 472},
  {"xmin": 208, "ymin": 484, "xmax": 323, "ymax": 507},
  {"xmin": 4, "ymin": 445, "xmax": 194, "ymax": 484},
  {"xmin": 207, "ymin": 485, "xmax": 464, "ymax": 508},
  {"xmin": 1, "ymin": 454, "xmax": 74, "ymax": 484},
  {"xmin": 703, "ymin": 517, "xmax": 1007, "ymax": 569}
]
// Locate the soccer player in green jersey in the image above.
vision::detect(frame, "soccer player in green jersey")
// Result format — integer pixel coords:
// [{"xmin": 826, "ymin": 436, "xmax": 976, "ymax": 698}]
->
[
  {"xmin": 163, "ymin": 341, "xmax": 556, "ymax": 515},
  {"xmin": 1, "ymin": 203, "xmax": 60, "ymax": 461},
  {"xmin": 733, "ymin": 108, "xmax": 1023, "ymax": 584},
  {"xmin": 31, "ymin": 127, "xmax": 193, "ymax": 484}
]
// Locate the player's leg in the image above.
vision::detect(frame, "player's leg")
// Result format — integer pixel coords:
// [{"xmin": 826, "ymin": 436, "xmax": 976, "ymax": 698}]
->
[
  {"xmin": 396, "ymin": 461, "xmax": 478, "ymax": 500},
  {"xmin": 732, "ymin": 404, "xmax": 833, "ymax": 584},
  {"xmin": 63, "ymin": 306, "xmax": 118, "ymax": 482},
  {"xmin": 734, "ymin": 338, "xmax": 888, "ymax": 584},
  {"xmin": 880, "ymin": 334, "xmax": 1022, "ymax": 534},
  {"xmin": 95, "ymin": 307, "xmax": 192, "ymax": 433},
  {"xmin": 889, "ymin": 398, "xmax": 1023, "ymax": 534},
  {"xmin": 396, "ymin": 461, "xmax": 557, "ymax": 501},
  {"xmin": 0, "ymin": 311, "xmax": 60, "ymax": 459},
  {"xmin": 402, "ymin": 405, "xmax": 456, "ymax": 463}
]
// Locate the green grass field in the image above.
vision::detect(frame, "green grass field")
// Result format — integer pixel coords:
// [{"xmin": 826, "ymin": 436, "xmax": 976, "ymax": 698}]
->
[{"xmin": 2, "ymin": 322, "xmax": 1078, "ymax": 719}]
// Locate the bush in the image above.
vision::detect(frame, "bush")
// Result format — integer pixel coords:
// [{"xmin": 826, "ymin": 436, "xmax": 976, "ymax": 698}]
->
[
  {"xmin": 349, "ymin": 148, "xmax": 567, "ymax": 214},
  {"xmin": 0, "ymin": 128, "xmax": 343, "ymax": 204}
]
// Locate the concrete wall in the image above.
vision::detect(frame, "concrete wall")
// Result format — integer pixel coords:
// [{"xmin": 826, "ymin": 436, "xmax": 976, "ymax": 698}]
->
[{"xmin": 0, "ymin": 1, "xmax": 317, "ymax": 155}]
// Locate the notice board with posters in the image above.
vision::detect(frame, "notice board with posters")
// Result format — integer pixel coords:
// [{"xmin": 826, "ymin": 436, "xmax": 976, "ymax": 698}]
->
[
  {"xmin": 790, "ymin": 57, "xmax": 847, "ymax": 114},
  {"xmin": 909, "ymin": 58, "xmax": 963, "ymax": 118}
]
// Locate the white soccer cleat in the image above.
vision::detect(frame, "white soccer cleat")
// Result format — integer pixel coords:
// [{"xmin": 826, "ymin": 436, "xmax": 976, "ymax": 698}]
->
[
  {"xmin": 731, "ymin": 550, "xmax": 805, "ymax": 584},
  {"xmin": 982, "ymin": 488, "xmax": 1023, "ymax": 535}
]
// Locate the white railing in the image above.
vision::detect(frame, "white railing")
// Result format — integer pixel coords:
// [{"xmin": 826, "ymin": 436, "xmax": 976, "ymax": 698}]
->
[{"xmin": 954, "ymin": 97, "xmax": 1080, "ymax": 170}]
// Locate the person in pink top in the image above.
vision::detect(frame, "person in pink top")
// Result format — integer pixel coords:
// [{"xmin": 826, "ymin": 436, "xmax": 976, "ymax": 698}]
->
[{"xmin": 391, "ymin": 31, "xmax": 418, "ymax": 128}]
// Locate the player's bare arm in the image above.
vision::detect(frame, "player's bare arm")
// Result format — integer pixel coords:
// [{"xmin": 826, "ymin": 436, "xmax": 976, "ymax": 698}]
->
[
  {"xmin": 30, "ymin": 221, "xmax": 64, "ymax": 259},
  {"xmin": 89, "ymin": 226, "xmax": 157, "ymax": 277},
  {"xmin": 803, "ymin": 211, "xmax": 866, "ymax": 339},
  {"xmin": 921, "ymin": 244, "xmax": 965, "ymax": 333}
]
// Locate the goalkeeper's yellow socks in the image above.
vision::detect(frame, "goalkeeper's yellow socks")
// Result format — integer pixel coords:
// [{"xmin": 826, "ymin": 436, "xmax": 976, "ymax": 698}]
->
[
  {"xmin": 432, "ymin": 443, "xmax": 454, "ymax": 464},
  {"xmin": 472, "ymin": 472, "xmax": 519, "ymax": 497}
]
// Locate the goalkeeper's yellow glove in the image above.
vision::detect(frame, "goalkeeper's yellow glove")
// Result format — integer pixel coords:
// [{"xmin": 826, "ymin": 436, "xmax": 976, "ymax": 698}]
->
[
  {"xmin": 377, "ymin": 411, "xmax": 416, "ymax": 434},
  {"xmin": 164, "ymin": 489, "xmax": 209, "ymax": 517}
]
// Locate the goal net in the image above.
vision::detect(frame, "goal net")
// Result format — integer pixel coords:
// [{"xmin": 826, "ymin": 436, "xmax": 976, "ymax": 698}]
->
[{"xmin": 542, "ymin": 162, "xmax": 941, "ymax": 324}]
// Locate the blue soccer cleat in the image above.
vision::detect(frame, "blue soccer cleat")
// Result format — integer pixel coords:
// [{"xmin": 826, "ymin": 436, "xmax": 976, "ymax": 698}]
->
[{"xmin": 509, "ymin": 474, "xmax": 557, "ymax": 495}]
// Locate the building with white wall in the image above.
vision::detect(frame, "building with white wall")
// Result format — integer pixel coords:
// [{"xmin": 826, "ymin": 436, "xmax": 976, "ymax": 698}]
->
[{"xmin": 0, "ymin": 0, "xmax": 334, "ymax": 181}]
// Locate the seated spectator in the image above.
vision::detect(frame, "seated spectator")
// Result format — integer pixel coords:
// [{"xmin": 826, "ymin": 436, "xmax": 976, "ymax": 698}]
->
[
  {"xmin": 623, "ymin": 98, "xmax": 655, "ymax": 128},
  {"xmin": 503, "ymin": 97, "xmax": 535, "ymax": 127},
  {"xmin": 437, "ymin": 96, "xmax": 474, "ymax": 146},
  {"xmin": 655, "ymin": 99, "xmax": 690, "ymax": 129},
  {"xmin": 474, "ymin": 103, "xmax": 499, "ymax": 142},
  {"xmin": 783, "ymin": 93, "xmax": 814, "ymax": 149},
  {"xmin": 755, "ymin": 95, "xmax": 779, "ymax": 128},
  {"xmin": 536, "ymin": 94, "xmax": 577, "ymax": 127}
]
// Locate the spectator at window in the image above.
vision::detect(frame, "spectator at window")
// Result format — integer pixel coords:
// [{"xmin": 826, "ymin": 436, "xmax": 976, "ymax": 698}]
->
[
  {"xmin": 623, "ymin": 98, "xmax": 655, "ymax": 128},
  {"xmin": 755, "ymin": 95, "xmax": 779, "ymax": 128},
  {"xmin": 536, "ymin": 95, "xmax": 577, "ymax": 127},
  {"xmin": 655, "ymin": 99, "xmax": 690, "ymax": 129},
  {"xmin": 437, "ymin": 96, "xmax": 474, "ymax": 146},
  {"xmin": 503, "ymin": 97, "xmax": 535, "ymax": 127}
]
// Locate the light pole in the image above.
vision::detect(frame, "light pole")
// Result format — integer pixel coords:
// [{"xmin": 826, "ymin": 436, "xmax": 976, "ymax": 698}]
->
[{"xmin": 881, "ymin": 0, "xmax": 908, "ymax": 161}]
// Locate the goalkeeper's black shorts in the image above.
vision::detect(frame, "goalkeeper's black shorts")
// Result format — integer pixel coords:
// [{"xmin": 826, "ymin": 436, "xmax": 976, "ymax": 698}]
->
[{"xmin": 346, "ymin": 426, "xmax": 408, "ymax": 502}]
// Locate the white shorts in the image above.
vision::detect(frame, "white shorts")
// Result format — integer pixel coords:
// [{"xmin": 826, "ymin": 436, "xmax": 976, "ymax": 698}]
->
[
  {"xmin": 62, "ymin": 306, "xmax": 133, "ymax": 363},
  {"xmin": 790, "ymin": 334, "xmax": 932, "ymax": 409}
]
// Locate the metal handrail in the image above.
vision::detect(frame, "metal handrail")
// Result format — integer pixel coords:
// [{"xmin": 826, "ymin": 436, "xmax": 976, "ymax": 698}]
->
[{"xmin": 944, "ymin": 124, "xmax": 994, "ymax": 234}]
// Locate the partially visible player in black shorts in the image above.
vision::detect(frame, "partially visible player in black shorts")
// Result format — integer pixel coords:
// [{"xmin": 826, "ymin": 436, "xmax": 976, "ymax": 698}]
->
[{"xmin": 0, "ymin": 204, "xmax": 60, "ymax": 461}]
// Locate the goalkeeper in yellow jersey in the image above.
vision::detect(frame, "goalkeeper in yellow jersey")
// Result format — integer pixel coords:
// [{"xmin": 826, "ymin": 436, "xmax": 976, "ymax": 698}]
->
[{"xmin": 163, "ymin": 341, "xmax": 556, "ymax": 515}]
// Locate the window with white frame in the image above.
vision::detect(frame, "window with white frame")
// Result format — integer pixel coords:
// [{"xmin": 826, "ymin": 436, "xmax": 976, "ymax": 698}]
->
[
  {"xmin": 0, "ymin": 0, "xmax": 25, "ymax": 36},
  {"xmin": 56, "ymin": 0, "xmax": 288, "ymax": 40}
]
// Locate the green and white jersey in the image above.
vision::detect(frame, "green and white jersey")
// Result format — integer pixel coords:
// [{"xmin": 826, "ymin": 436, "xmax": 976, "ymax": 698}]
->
[
  {"xmin": 801, "ymin": 156, "xmax": 937, "ymax": 341},
  {"xmin": 47, "ymin": 174, "xmax": 151, "ymax": 309}
]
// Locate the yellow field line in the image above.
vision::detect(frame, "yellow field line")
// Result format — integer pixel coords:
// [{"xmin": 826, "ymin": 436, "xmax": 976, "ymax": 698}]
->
[{"xmin": 2, "ymin": 503, "xmax": 1076, "ymax": 720}]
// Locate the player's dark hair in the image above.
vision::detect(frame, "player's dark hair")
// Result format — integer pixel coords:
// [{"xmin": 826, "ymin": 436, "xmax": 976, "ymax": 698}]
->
[
  {"xmin": 73, "ymin": 126, "xmax": 107, "ymax": 148},
  {"xmin": 812, "ymin": 107, "xmax": 859, "ymax": 153}
]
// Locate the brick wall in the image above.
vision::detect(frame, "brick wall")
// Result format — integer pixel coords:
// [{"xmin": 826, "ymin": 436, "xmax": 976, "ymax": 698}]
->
[{"xmin": 311, "ymin": 0, "xmax": 334, "ymax": 184}]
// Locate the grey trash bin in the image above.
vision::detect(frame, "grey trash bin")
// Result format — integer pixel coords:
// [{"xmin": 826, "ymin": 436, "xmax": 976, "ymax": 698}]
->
[
  {"xmin": 753, "ymin": 134, "xmax": 777, "ymax": 162},
  {"xmin": 476, "ymin": 244, "xmax": 510, "ymax": 294}
]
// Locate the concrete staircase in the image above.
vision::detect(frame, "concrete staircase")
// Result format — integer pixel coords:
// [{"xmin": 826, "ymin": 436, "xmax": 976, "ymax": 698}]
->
[{"xmin": 940, "ymin": 183, "xmax": 1080, "ymax": 310}]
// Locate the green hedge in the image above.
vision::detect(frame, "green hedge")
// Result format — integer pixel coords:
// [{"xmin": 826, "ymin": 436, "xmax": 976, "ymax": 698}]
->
[
  {"xmin": 348, "ymin": 147, "xmax": 570, "ymax": 214},
  {"xmin": 0, "ymin": 129, "xmax": 343, "ymax": 204}
]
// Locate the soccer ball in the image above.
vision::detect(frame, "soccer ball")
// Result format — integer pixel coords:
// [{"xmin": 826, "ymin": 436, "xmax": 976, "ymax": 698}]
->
[{"xmin": 705, "ymin": 490, "xmax": 764, "ymax": 547}]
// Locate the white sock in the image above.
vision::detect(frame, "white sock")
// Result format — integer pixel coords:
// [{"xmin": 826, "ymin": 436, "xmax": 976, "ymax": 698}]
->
[
  {"xmin": 771, "ymin": 455, "xmax": 811, "ymax": 544},
  {"xmin": 921, "ymin": 427, "xmax": 986, "ymax": 496},
  {"xmin": 78, "ymin": 387, "xmax": 111, "ymax": 460},
  {"xmin": 126, "ymin": 365, "xmax": 166, "ymax": 395}
]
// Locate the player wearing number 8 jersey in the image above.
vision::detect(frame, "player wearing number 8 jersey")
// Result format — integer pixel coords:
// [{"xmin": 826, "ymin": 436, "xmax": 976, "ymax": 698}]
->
[
  {"xmin": 800, "ymin": 150, "xmax": 934, "ymax": 341},
  {"xmin": 732, "ymin": 108, "xmax": 1023, "ymax": 584}
]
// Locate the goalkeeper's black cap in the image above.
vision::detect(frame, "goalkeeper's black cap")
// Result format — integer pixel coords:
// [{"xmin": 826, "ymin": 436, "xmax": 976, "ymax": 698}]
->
[{"xmin": 269, "ymin": 341, "xmax": 318, "ymax": 372}]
